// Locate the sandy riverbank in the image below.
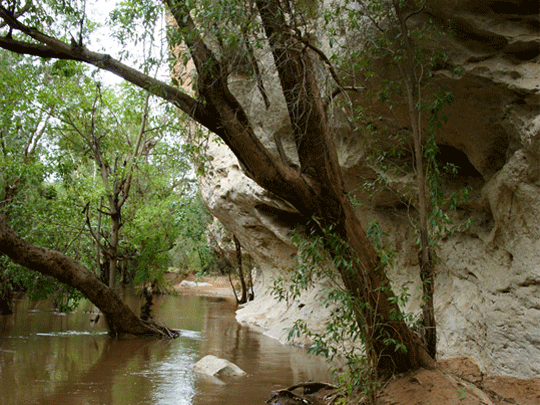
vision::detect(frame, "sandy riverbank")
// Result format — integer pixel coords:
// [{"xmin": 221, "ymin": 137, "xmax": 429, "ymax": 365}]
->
[{"xmin": 167, "ymin": 272, "xmax": 236, "ymax": 298}]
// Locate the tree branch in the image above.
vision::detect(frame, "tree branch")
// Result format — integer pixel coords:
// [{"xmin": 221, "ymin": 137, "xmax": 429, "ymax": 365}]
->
[
  {"xmin": 165, "ymin": 0, "xmax": 323, "ymax": 215},
  {"xmin": 83, "ymin": 203, "xmax": 113, "ymax": 258},
  {"xmin": 1, "ymin": 2, "xmax": 320, "ymax": 219},
  {"xmin": 404, "ymin": 0, "xmax": 427, "ymax": 23},
  {"xmin": 293, "ymin": 32, "xmax": 365, "ymax": 99},
  {"xmin": 0, "ymin": 212, "xmax": 166, "ymax": 336},
  {"xmin": 118, "ymin": 93, "xmax": 150, "ymax": 208},
  {"xmin": 0, "ymin": 5, "xmax": 221, "ymax": 137},
  {"xmin": 0, "ymin": 0, "xmax": 31, "ymax": 30}
]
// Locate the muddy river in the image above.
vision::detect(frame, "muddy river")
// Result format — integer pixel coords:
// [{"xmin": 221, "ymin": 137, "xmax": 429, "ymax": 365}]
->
[{"xmin": 0, "ymin": 292, "xmax": 332, "ymax": 404}]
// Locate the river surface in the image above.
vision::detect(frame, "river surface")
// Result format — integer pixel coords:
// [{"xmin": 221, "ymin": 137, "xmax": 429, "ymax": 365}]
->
[{"xmin": 0, "ymin": 292, "xmax": 332, "ymax": 405}]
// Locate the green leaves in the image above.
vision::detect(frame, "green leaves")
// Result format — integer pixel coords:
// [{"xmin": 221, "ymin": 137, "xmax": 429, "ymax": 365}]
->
[
  {"xmin": 270, "ymin": 217, "xmax": 413, "ymax": 397},
  {"xmin": 51, "ymin": 59, "xmax": 83, "ymax": 78},
  {"xmin": 167, "ymin": 192, "xmax": 216, "ymax": 274},
  {"xmin": 0, "ymin": 48, "xmax": 203, "ymax": 301}
]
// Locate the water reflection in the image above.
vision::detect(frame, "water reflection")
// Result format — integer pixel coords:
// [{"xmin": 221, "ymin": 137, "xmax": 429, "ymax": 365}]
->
[{"xmin": 0, "ymin": 293, "xmax": 331, "ymax": 405}]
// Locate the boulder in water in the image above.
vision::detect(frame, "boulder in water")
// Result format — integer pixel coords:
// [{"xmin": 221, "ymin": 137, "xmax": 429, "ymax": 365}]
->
[{"xmin": 193, "ymin": 355, "xmax": 246, "ymax": 377}]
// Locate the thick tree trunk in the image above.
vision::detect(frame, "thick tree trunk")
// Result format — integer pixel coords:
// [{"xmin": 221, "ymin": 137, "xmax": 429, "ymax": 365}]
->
[
  {"xmin": 255, "ymin": 0, "xmax": 433, "ymax": 373},
  {"xmin": 165, "ymin": 0, "xmax": 434, "ymax": 373},
  {"xmin": 334, "ymin": 196, "xmax": 433, "ymax": 372},
  {"xmin": 0, "ymin": 214, "xmax": 172, "ymax": 337}
]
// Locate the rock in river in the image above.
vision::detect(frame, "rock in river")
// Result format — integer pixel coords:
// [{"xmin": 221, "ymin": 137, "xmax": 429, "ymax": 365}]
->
[{"xmin": 193, "ymin": 355, "xmax": 247, "ymax": 377}]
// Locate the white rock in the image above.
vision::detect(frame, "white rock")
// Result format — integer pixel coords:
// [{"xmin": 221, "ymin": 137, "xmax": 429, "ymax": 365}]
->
[{"xmin": 193, "ymin": 355, "xmax": 246, "ymax": 377}]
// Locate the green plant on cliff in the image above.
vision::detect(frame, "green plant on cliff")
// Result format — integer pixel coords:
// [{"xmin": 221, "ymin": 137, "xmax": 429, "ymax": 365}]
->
[
  {"xmin": 272, "ymin": 219, "xmax": 415, "ymax": 402},
  {"xmin": 320, "ymin": 0, "xmax": 474, "ymax": 358}
]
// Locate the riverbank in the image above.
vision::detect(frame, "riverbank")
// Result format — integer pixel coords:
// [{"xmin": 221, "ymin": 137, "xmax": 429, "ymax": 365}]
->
[
  {"xmin": 377, "ymin": 356, "xmax": 540, "ymax": 405},
  {"xmin": 168, "ymin": 272, "xmax": 236, "ymax": 298},
  {"xmin": 169, "ymin": 272, "xmax": 540, "ymax": 405}
]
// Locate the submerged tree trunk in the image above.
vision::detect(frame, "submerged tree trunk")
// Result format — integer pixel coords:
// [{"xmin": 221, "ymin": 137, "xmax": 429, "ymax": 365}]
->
[
  {"xmin": 0, "ymin": 271, "xmax": 13, "ymax": 315},
  {"xmin": 0, "ymin": 214, "xmax": 174, "ymax": 337}
]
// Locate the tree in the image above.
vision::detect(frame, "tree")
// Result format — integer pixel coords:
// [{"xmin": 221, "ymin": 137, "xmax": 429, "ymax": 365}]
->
[
  {"xmin": 332, "ymin": 0, "xmax": 469, "ymax": 359},
  {"xmin": 0, "ymin": 0, "xmax": 434, "ymax": 372},
  {"xmin": 0, "ymin": 51, "xmax": 188, "ymax": 334},
  {"xmin": 55, "ymin": 80, "xmax": 187, "ymax": 288},
  {"xmin": 0, "ymin": 213, "xmax": 178, "ymax": 336},
  {"xmin": 391, "ymin": 0, "xmax": 438, "ymax": 359},
  {"xmin": 0, "ymin": 50, "xmax": 92, "ymax": 313},
  {"xmin": 169, "ymin": 191, "xmax": 217, "ymax": 274}
]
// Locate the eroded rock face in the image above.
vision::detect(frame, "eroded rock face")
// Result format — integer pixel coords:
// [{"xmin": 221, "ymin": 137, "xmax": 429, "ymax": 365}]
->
[{"xmin": 197, "ymin": 2, "xmax": 540, "ymax": 378}]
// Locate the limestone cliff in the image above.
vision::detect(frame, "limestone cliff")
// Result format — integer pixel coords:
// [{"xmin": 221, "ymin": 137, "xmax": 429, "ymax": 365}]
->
[{"xmin": 197, "ymin": 1, "xmax": 539, "ymax": 378}]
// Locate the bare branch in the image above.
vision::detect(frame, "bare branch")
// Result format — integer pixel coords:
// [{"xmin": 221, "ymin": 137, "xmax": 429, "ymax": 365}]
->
[
  {"xmin": 404, "ymin": 0, "xmax": 427, "ymax": 23},
  {"xmin": 244, "ymin": 36, "xmax": 270, "ymax": 109},
  {"xmin": 83, "ymin": 203, "xmax": 113, "ymax": 257},
  {"xmin": 324, "ymin": 86, "xmax": 366, "ymax": 109},
  {"xmin": 24, "ymin": 107, "xmax": 54, "ymax": 162}
]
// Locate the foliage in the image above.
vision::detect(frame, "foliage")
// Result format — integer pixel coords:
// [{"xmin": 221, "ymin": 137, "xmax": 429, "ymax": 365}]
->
[
  {"xmin": 272, "ymin": 219, "xmax": 414, "ymax": 401},
  {"xmin": 168, "ymin": 191, "xmax": 217, "ymax": 275},
  {"xmin": 0, "ymin": 48, "xmax": 213, "ymax": 306},
  {"xmin": 457, "ymin": 384, "xmax": 473, "ymax": 400},
  {"xmin": 325, "ymin": 0, "xmax": 472, "ymax": 237},
  {"xmin": 53, "ymin": 79, "xmax": 197, "ymax": 288},
  {"xmin": 0, "ymin": 50, "xmax": 91, "ymax": 310}
]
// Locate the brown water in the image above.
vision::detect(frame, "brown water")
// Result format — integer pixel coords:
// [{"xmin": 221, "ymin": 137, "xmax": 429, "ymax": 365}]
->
[{"xmin": 0, "ymin": 293, "xmax": 332, "ymax": 405}]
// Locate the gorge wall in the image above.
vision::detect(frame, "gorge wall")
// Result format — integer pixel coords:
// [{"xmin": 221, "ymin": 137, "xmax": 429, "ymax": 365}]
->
[{"xmin": 197, "ymin": 1, "xmax": 540, "ymax": 378}]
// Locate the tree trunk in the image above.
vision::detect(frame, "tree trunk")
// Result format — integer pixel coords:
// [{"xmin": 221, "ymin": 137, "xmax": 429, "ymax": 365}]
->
[
  {"xmin": 233, "ymin": 235, "xmax": 247, "ymax": 304},
  {"xmin": 254, "ymin": 0, "xmax": 433, "ymax": 373},
  {"xmin": 0, "ymin": 176, "xmax": 20, "ymax": 315},
  {"xmin": 0, "ymin": 213, "xmax": 173, "ymax": 337},
  {"xmin": 394, "ymin": 0, "xmax": 437, "ymax": 358},
  {"xmin": 120, "ymin": 258, "xmax": 128, "ymax": 285},
  {"xmin": 0, "ymin": 270, "xmax": 13, "ymax": 315},
  {"xmin": 165, "ymin": 0, "xmax": 435, "ymax": 373},
  {"xmin": 108, "ymin": 211, "xmax": 120, "ymax": 288}
]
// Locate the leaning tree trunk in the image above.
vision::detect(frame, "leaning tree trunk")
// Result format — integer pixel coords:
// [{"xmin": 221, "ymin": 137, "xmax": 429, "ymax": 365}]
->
[
  {"xmin": 255, "ymin": 0, "xmax": 433, "ymax": 373},
  {"xmin": 0, "ymin": 213, "xmax": 173, "ymax": 337}
]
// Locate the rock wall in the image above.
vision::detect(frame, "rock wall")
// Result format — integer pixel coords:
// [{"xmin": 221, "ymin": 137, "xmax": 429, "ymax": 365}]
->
[{"xmin": 197, "ymin": 1, "xmax": 540, "ymax": 378}]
